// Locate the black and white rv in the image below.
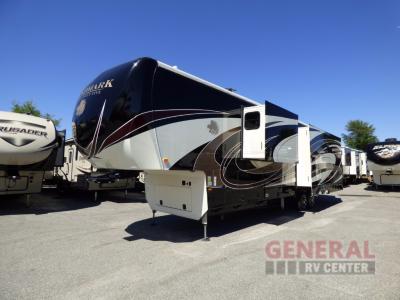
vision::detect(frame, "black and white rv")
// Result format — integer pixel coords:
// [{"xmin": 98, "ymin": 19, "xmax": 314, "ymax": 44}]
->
[
  {"xmin": 0, "ymin": 111, "xmax": 64, "ymax": 199},
  {"xmin": 366, "ymin": 139, "xmax": 400, "ymax": 188},
  {"xmin": 72, "ymin": 57, "xmax": 343, "ymax": 238},
  {"xmin": 54, "ymin": 139, "xmax": 140, "ymax": 200}
]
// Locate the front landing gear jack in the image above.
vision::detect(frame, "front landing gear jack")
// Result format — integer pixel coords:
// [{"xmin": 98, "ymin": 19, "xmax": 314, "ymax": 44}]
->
[
  {"xmin": 202, "ymin": 213, "xmax": 209, "ymax": 241},
  {"xmin": 151, "ymin": 210, "xmax": 156, "ymax": 226}
]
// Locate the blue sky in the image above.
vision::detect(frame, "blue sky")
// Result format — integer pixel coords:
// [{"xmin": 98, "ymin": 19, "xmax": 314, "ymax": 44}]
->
[{"xmin": 0, "ymin": 0, "xmax": 399, "ymax": 140}]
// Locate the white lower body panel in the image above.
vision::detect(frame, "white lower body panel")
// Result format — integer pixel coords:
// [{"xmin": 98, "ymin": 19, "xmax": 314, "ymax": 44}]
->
[
  {"xmin": 369, "ymin": 162, "xmax": 400, "ymax": 186},
  {"xmin": 372, "ymin": 171, "xmax": 400, "ymax": 186},
  {"xmin": 91, "ymin": 129, "xmax": 162, "ymax": 170},
  {"xmin": 145, "ymin": 170, "xmax": 208, "ymax": 220}
]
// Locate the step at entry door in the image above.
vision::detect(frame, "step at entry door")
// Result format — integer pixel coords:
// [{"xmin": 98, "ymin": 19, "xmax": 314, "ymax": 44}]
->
[{"xmin": 241, "ymin": 105, "xmax": 265, "ymax": 159}]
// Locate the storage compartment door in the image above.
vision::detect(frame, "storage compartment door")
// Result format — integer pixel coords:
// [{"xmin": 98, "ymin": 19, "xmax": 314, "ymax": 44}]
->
[{"xmin": 381, "ymin": 174, "xmax": 400, "ymax": 185}]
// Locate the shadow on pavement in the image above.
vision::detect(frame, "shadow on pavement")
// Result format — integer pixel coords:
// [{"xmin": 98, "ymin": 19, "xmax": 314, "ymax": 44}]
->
[
  {"xmin": 124, "ymin": 195, "xmax": 342, "ymax": 243},
  {"xmin": 310, "ymin": 195, "xmax": 343, "ymax": 213},
  {"xmin": 0, "ymin": 189, "xmax": 145, "ymax": 216},
  {"xmin": 364, "ymin": 184, "xmax": 400, "ymax": 193}
]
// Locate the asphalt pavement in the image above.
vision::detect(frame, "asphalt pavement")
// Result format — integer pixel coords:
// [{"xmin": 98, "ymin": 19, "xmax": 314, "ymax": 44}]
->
[{"xmin": 0, "ymin": 183, "xmax": 399, "ymax": 299}]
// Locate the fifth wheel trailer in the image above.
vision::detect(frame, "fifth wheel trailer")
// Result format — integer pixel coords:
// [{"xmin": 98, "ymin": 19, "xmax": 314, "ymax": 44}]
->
[
  {"xmin": 366, "ymin": 139, "xmax": 400, "ymax": 187},
  {"xmin": 54, "ymin": 138, "xmax": 139, "ymax": 199},
  {"xmin": 71, "ymin": 57, "xmax": 343, "ymax": 238},
  {"xmin": 0, "ymin": 111, "xmax": 64, "ymax": 197}
]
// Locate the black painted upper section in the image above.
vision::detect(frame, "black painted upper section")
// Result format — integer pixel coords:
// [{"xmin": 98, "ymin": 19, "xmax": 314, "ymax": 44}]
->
[
  {"xmin": 73, "ymin": 58, "xmax": 157, "ymax": 150},
  {"xmin": 265, "ymin": 101, "xmax": 297, "ymax": 119},
  {"xmin": 153, "ymin": 67, "xmax": 252, "ymax": 111},
  {"xmin": 366, "ymin": 142, "xmax": 400, "ymax": 165},
  {"xmin": 73, "ymin": 57, "xmax": 256, "ymax": 155}
]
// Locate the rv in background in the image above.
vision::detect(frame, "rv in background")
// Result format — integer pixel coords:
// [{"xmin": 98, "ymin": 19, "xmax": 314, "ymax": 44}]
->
[
  {"xmin": 0, "ymin": 111, "xmax": 64, "ymax": 200},
  {"xmin": 71, "ymin": 57, "xmax": 343, "ymax": 239},
  {"xmin": 341, "ymin": 147, "xmax": 367, "ymax": 184},
  {"xmin": 54, "ymin": 139, "xmax": 141, "ymax": 199},
  {"xmin": 366, "ymin": 138, "xmax": 400, "ymax": 188}
]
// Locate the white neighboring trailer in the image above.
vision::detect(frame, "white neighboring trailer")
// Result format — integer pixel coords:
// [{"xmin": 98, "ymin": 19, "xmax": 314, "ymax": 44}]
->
[
  {"xmin": 366, "ymin": 139, "xmax": 400, "ymax": 187},
  {"xmin": 341, "ymin": 147, "xmax": 367, "ymax": 183},
  {"xmin": 0, "ymin": 111, "xmax": 64, "ymax": 196},
  {"xmin": 342, "ymin": 147, "xmax": 357, "ymax": 183},
  {"xmin": 54, "ymin": 139, "xmax": 138, "ymax": 198}
]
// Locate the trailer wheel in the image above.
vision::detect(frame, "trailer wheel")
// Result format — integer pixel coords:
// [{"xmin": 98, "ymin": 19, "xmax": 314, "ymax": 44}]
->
[
  {"xmin": 297, "ymin": 193, "xmax": 308, "ymax": 211},
  {"xmin": 56, "ymin": 180, "xmax": 65, "ymax": 195},
  {"xmin": 307, "ymin": 195, "xmax": 315, "ymax": 209}
]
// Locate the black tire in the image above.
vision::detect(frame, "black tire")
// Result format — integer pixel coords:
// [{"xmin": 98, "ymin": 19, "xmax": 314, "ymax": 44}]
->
[
  {"xmin": 307, "ymin": 195, "xmax": 315, "ymax": 209},
  {"xmin": 56, "ymin": 180, "xmax": 65, "ymax": 194},
  {"xmin": 297, "ymin": 193, "xmax": 308, "ymax": 211}
]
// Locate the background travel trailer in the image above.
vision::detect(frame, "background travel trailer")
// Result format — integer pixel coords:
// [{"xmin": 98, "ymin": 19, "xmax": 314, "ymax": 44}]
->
[
  {"xmin": 0, "ymin": 111, "xmax": 64, "ymax": 197},
  {"xmin": 54, "ymin": 139, "xmax": 141, "ymax": 199},
  {"xmin": 341, "ymin": 147, "xmax": 367, "ymax": 184},
  {"xmin": 367, "ymin": 139, "xmax": 400, "ymax": 188}
]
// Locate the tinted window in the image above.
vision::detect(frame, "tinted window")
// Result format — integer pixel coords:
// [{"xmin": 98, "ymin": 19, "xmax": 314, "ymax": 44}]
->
[
  {"xmin": 244, "ymin": 112, "xmax": 260, "ymax": 130},
  {"xmin": 345, "ymin": 152, "xmax": 351, "ymax": 165}
]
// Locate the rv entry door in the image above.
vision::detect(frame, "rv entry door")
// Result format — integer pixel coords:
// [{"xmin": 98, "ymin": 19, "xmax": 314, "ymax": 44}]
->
[{"xmin": 241, "ymin": 105, "xmax": 265, "ymax": 159}]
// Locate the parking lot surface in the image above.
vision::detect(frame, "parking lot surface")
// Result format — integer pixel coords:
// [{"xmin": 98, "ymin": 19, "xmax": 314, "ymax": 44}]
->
[{"xmin": 0, "ymin": 183, "xmax": 399, "ymax": 299}]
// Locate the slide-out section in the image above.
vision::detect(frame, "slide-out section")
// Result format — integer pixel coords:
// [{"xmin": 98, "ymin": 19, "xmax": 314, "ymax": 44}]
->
[{"xmin": 296, "ymin": 124, "xmax": 312, "ymax": 188}]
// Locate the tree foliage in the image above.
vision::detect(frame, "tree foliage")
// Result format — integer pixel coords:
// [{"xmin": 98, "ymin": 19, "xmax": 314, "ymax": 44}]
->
[
  {"xmin": 11, "ymin": 100, "xmax": 61, "ymax": 127},
  {"xmin": 342, "ymin": 120, "xmax": 378, "ymax": 150}
]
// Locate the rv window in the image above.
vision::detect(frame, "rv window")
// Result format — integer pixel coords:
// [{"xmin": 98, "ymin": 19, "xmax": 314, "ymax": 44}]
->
[
  {"xmin": 68, "ymin": 151, "xmax": 73, "ymax": 164},
  {"xmin": 345, "ymin": 152, "xmax": 351, "ymax": 165},
  {"xmin": 244, "ymin": 112, "xmax": 260, "ymax": 130}
]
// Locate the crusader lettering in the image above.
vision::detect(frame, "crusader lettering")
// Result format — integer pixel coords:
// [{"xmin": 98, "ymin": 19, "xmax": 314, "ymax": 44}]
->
[{"xmin": 0, "ymin": 126, "xmax": 48, "ymax": 137}]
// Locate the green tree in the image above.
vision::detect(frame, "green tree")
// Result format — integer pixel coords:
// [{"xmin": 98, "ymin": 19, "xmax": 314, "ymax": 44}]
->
[
  {"xmin": 11, "ymin": 100, "xmax": 61, "ymax": 127},
  {"xmin": 342, "ymin": 120, "xmax": 378, "ymax": 150}
]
